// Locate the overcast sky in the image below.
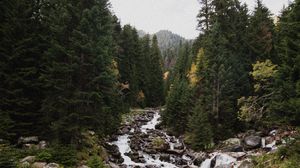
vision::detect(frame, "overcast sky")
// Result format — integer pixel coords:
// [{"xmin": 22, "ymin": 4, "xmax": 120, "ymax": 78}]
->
[{"xmin": 109, "ymin": 0, "xmax": 292, "ymax": 39}]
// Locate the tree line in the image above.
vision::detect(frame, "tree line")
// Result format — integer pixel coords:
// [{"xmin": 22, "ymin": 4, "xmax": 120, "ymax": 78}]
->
[
  {"xmin": 162, "ymin": 0, "xmax": 300, "ymax": 150},
  {"xmin": 0, "ymin": 0, "xmax": 164, "ymax": 145}
]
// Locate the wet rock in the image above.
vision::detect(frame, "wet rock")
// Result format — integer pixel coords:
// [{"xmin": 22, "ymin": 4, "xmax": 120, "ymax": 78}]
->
[
  {"xmin": 166, "ymin": 149, "xmax": 185, "ymax": 155},
  {"xmin": 159, "ymin": 154, "xmax": 170, "ymax": 162},
  {"xmin": 20, "ymin": 156, "xmax": 36, "ymax": 163},
  {"xmin": 109, "ymin": 135, "xmax": 118, "ymax": 141},
  {"xmin": 174, "ymin": 143, "xmax": 184, "ymax": 150},
  {"xmin": 104, "ymin": 143, "xmax": 123, "ymax": 163},
  {"xmin": 32, "ymin": 162, "xmax": 47, "ymax": 168},
  {"xmin": 125, "ymin": 151, "xmax": 145, "ymax": 163},
  {"xmin": 145, "ymin": 165, "xmax": 159, "ymax": 168},
  {"xmin": 118, "ymin": 126, "xmax": 131, "ymax": 135},
  {"xmin": 155, "ymin": 123, "xmax": 163, "ymax": 130},
  {"xmin": 18, "ymin": 136, "xmax": 39, "ymax": 144},
  {"xmin": 144, "ymin": 148, "xmax": 156, "ymax": 154},
  {"xmin": 176, "ymin": 158, "xmax": 188, "ymax": 165},
  {"xmin": 193, "ymin": 153, "xmax": 206, "ymax": 166},
  {"xmin": 238, "ymin": 160, "xmax": 254, "ymax": 168},
  {"xmin": 244, "ymin": 136, "xmax": 261, "ymax": 149}
]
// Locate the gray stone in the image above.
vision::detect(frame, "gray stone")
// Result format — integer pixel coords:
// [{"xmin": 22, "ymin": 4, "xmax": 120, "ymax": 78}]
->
[
  {"xmin": 215, "ymin": 164, "xmax": 232, "ymax": 168},
  {"xmin": 18, "ymin": 136, "xmax": 39, "ymax": 144},
  {"xmin": 159, "ymin": 154, "xmax": 170, "ymax": 162},
  {"xmin": 174, "ymin": 143, "xmax": 184, "ymax": 150},
  {"xmin": 32, "ymin": 162, "xmax": 47, "ymax": 168},
  {"xmin": 223, "ymin": 138, "xmax": 241, "ymax": 146},
  {"xmin": 244, "ymin": 136, "xmax": 261, "ymax": 149},
  {"xmin": 20, "ymin": 156, "xmax": 36, "ymax": 163},
  {"xmin": 38, "ymin": 141, "xmax": 47, "ymax": 149}
]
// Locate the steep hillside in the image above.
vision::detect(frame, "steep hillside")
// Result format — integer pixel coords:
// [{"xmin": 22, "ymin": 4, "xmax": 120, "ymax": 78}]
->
[{"xmin": 138, "ymin": 30, "xmax": 186, "ymax": 70}]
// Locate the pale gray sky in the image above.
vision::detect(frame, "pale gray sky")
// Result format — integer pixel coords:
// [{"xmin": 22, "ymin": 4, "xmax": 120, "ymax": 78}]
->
[{"xmin": 109, "ymin": 0, "xmax": 292, "ymax": 39}]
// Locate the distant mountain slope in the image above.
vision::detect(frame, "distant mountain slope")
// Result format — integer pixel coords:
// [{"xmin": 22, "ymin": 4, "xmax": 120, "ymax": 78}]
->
[{"xmin": 138, "ymin": 30, "xmax": 186, "ymax": 70}]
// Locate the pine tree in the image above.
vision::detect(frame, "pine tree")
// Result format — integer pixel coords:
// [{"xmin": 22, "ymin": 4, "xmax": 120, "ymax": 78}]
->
[
  {"xmin": 0, "ymin": 0, "xmax": 47, "ymax": 140},
  {"xmin": 146, "ymin": 35, "xmax": 165, "ymax": 107},
  {"xmin": 188, "ymin": 101, "xmax": 213, "ymax": 150},
  {"xmin": 197, "ymin": 0, "xmax": 213, "ymax": 32},
  {"xmin": 117, "ymin": 25, "xmax": 142, "ymax": 106},
  {"xmin": 41, "ymin": 0, "xmax": 122, "ymax": 143},
  {"xmin": 247, "ymin": 0, "xmax": 276, "ymax": 62},
  {"xmin": 271, "ymin": 0, "xmax": 300, "ymax": 125},
  {"xmin": 162, "ymin": 77, "xmax": 191, "ymax": 135},
  {"xmin": 162, "ymin": 42, "xmax": 193, "ymax": 134}
]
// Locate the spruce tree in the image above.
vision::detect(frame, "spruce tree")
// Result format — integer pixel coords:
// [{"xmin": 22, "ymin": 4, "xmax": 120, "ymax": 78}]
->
[
  {"xmin": 41, "ymin": 0, "xmax": 122, "ymax": 143},
  {"xmin": 188, "ymin": 101, "xmax": 213, "ymax": 150},
  {"xmin": 247, "ymin": 0, "xmax": 276, "ymax": 62},
  {"xmin": 0, "ymin": 0, "xmax": 47, "ymax": 140},
  {"xmin": 271, "ymin": 0, "xmax": 300, "ymax": 125},
  {"xmin": 118, "ymin": 25, "xmax": 141, "ymax": 106},
  {"xmin": 146, "ymin": 35, "xmax": 165, "ymax": 107}
]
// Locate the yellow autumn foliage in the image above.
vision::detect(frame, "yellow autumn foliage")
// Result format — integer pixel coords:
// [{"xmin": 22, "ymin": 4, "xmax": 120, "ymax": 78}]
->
[{"xmin": 188, "ymin": 48, "xmax": 206, "ymax": 86}]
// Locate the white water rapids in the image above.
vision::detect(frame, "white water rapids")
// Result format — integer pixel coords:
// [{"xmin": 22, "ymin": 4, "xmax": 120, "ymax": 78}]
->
[{"xmin": 111, "ymin": 110, "xmax": 244, "ymax": 168}]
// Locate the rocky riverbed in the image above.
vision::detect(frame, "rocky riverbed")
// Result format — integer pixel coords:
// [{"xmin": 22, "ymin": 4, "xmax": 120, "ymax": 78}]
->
[{"xmin": 103, "ymin": 109, "xmax": 297, "ymax": 168}]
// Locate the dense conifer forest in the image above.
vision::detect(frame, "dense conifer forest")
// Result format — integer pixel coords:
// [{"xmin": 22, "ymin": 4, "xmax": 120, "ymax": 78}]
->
[{"xmin": 0, "ymin": 0, "xmax": 299, "ymax": 167}]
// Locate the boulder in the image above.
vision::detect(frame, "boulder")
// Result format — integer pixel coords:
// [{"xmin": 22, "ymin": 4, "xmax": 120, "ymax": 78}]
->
[
  {"xmin": 23, "ymin": 143, "xmax": 38, "ymax": 149},
  {"xmin": 109, "ymin": 135, "xmax": 118, "ymax": 142},
  {"xmin": 222, "ymin": 145, "xmax": 243, "ymax": 152},
  {"xmin": 32, "ymin": 162, "xmax": 47, "ymax": 168},
  {"xmin": 244, "ymin": 136, "xmax": 261, "ymax": 149},
  {"xmin": 118, "ymin": 126, "xmax": 131, "ymax": 135},
  {"xmin": 144, "ymin": 148, "xmax": 156, "ymax": 154},
  {"xmin": 45, "ymin": 163, "xmax": 60, "ymax": 168},
  {"xmin": 191, "ymin": 152, "xmax": 207, "ymax": 166},
  {"xmin": 174, "ymin": 143, "xmax": 184, "ymax": 150},
  {"xmin": 20, "ymin": 156, "xmax": 36, "ymax": 163},
  {"xmin": 175, "ymin": 158, "xmax": 187, "ymax": 165},
  {"xmin": 18, "ymin": 136, "xmax": 39, "ymax": 144},
  {"xmin": 159, "ymin": 154, "xmax": 170, "ymax": 162},
  {"xmin": 215, "ymin": 164, "xmax": 232, "ymax": 168},
  {"xmin": 221, "ymin": 138, "xmax": 243, "ymax": 152},
  {"xmin": 223, "ymin": 138, "xmax": 241, "ymax": 146},
  {"xmin": 38, "ymin": 141, "xmax": 47, "ymax": 149}
]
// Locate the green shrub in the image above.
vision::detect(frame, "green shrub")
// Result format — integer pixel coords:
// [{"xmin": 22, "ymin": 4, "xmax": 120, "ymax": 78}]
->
[
  {"xmin": 50, "ymin": 145, "xmax": 77, "ymax": 166},
  {"xmin": 87, "ymin": 155, "xmax": 105, "ymax": 168},
  {"xmin": 0, "ymin": 145, "xmax": 17, "ymax": 168},
  {"xmin": 36, "ymin": 150, "xmax": 52, "ymax": 162}
]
